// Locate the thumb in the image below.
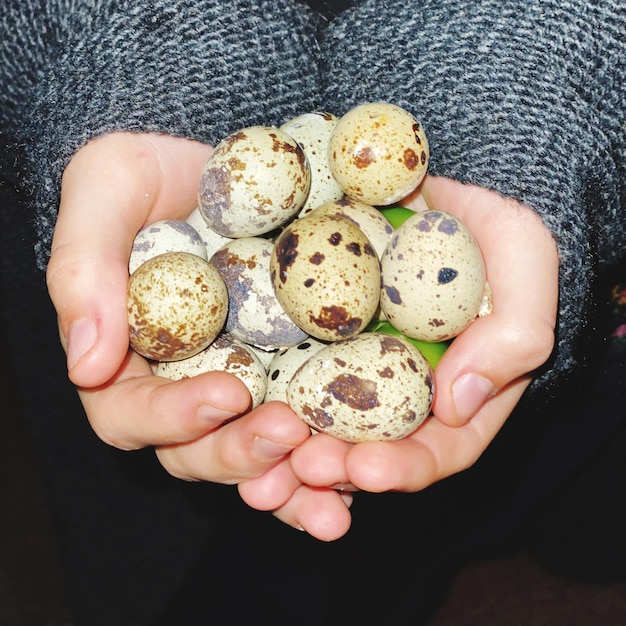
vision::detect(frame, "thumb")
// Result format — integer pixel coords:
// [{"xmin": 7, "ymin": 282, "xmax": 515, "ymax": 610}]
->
[
  {"xmin": 418, "ymin": 176, "xmax": 559, "ymax": 426},
  {"xmin": 47, "ymin": 132, "xmax": 212, "ymax": 387}
]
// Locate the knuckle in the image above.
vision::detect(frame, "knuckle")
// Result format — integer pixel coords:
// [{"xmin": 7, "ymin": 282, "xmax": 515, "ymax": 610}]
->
[
  {"xmin": 501, "ymin": 320, "xmax": 555, "ymax": 373},
  {"xmin": 45, "ymin": 245, "xmax": 81, "ymax": 301}
]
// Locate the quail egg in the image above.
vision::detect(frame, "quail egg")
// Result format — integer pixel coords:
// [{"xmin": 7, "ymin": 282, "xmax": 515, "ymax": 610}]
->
[
  {"xmin": 156, "ymin": 334, "xmax": 267, "ymax": 408},
  {"xmin": 127, "ymin": 251, "xmax": 228, "ymax": 361},
  {"xmin": 198, "ymin": 126, "xmax": 310, "ymax": 237},
  {"xmin": 280, "ymin": 111, "xmax": 344, "ymax": 216},
  {"xmin": 129, "ymin": 219, "xmax": 207, "ymax": 275},
  {"xmin": 209, "ymin": 237, "xmax": 308, "ymax": 350},
  {"xmin": 329, "ymin": 101, "xmax": 429, "ymax": 206},
  {"xmin": 270, "ymin": 213, "xmax": 381, "ymax": 342},
  {"xmin": 186, "ymin": 206, "xmax": 234, "ymax": 258},
  {"xmin": 380, "ymin": 210, "xmax": 487, "ymax": 342},
  {"xmin": 307, "ymin": 196, "xmax": 394, "ymax": 260},
  {"xmin": 264, "ymin": 337, "xmax": 327, "ymax": 403},
  {"xmin": 287, "ymin": 333, "xmax": 434, "ymax": 443}
]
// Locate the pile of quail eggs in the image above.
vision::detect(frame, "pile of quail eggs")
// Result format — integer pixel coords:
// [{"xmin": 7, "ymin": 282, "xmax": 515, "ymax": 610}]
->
[{"xmin": 127, "ymin": 102, "xmax": 491, "ymax": 443}]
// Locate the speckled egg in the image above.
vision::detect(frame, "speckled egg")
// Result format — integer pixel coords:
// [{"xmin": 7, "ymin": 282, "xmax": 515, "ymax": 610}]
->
[
  {"xmin": 186, "ymin": 206, "xmax": 233, "ymax": 258},
  {"xmin": 380, "ymin": 210, "xmax": 487, "ymax": 342},
  {"xmin": 287, "ymin": 333, "xmax": 434, "ymax": 443},
  {"xmin": 280, "ymin": 111, "xmax": 344, "ymax": 216},
  {"xmin": 155, "ymin": 334, "xmax": 267, "ymax": 407},
  {"xmin": 127, "ymin": 252, "xmax": 228, "ymax": 361},
  {"xmin": 270, "ymin": 213, "xmax": 381, "ymax": 342},
  {"xmin": 329, "ymin": 102, "xmax": 429, "ymax": 206},
  {"xmin": 198, "ymin": 126, "xmax": 310, "ymax": 237},
  {"xmin": 307, "ymin": 196, "xmax": 394, "ymax": 260},
  {"xmin": 244, "ymin": 343, "xmax": 278, "ymax": 372},
  {"xmin": 129, "ymin": 220, "xmax": 207, "ymax": 275},
  {"xmin": 264, "ymin": 337, "xmax": 327, "ymax": 403},
  {"xmin": 209, "ymin": 237, "xmax": 309, "ymax": 350}
]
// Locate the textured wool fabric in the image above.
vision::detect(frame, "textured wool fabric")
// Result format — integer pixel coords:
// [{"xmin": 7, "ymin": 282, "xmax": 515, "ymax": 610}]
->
[
  {"xmin": 1, "ymin": 0, "xmax": 324, "ymax": 269},
  {"xmin": 317, "ymin": 0, "xmax": 626, "ymax": 395}
]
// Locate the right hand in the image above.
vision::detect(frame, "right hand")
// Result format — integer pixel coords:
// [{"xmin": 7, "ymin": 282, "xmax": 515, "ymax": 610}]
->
[{"xmin": 47, "ymin": 131, "xmax": 353, "ymax": 541}]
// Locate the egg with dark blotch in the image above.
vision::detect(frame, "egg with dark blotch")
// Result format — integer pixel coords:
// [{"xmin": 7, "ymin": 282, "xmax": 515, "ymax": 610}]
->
[
  {"xmin": 287, "ymin": 333, "xmax": 434, "ymax": 442},
  {"xmin": 156, "ymin": 334, "xmax": 267, "ymax": 407},
  {"xmin": 380, "ymin": 210, "xmax": 488, "ymax": 342},
  {"xmin": 210, "ymin": 237, "xmax": 308, "ymax": 350},
  {"xmin": 198, "ymin": 126, "xmax": 310, "ymax": 237},
  {"xmin": 306, "ymin": 196, "xmax": 394, "ymax": 260},
  {"xmin": 127, "ymin": 252, "xmax": 228, "ymax": 362},
  {"xmin": 328, "ymin": 102, "xmax": 429, "ymax": 206},
  {"xmin": 270, "ymin": 213, "xmax": 381, "ymax": 342}
]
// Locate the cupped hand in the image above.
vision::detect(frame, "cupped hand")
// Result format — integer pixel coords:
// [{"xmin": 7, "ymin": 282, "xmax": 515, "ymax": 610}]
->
[
  {"xmin": 47, "ymin": 132, "xmax": 352, "ymax": 541},
  {"xmin": 290, "ymin": 175, "xmax": 559, "ymax": 494}
]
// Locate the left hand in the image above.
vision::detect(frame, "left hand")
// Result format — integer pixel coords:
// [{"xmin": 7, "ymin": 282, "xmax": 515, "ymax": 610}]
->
[
  {"xmin": 47, "ymin": 131, "xmax": 352, "ymax": 542},
  {"xmin": 287, "ymin": 175, "xmax": 559, "ymax": 500}
]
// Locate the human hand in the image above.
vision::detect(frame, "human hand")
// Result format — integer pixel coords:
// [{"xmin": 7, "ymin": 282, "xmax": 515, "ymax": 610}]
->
[
  {"xmin": 289, "ymin": 175, "xmax": 559, "ymax": 497},
  {"xmin": 47, "ymin": 132, "xmax": 352, "ymax": 540}
]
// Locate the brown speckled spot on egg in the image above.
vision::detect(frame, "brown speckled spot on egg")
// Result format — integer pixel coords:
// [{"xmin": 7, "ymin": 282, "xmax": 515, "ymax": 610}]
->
[
  {"xmin": 310, "ymin": 306, "xmax": 362, "ymax": 337},
  {"xmin": 223, "ymin": 130, "xmax": 247, "ymax": 148},
  {"xmin": 363, "ymin": 242, "xmax": 377, "ymax": 257},
  {"xmin": 378, "ymin": 367, "xmax": 394, "ymax": 378},
  {"xmin": 403, "ymin": 148, "xmax": 420, "ymax": 171},
  {"xmin": 345, "ymin": 241, "xmax": 362, "ymax": 256},
  {"xmin": 309, "ymin": 252, "xmax": 324, "ymax": 265},
  {"xmin": 302, "ymin": 405, "xmax": 334, "ymax": 429},
  {"xmin": 329, "ymin": 232, "xmax": 342, "ymax": 246},
  {"xmin": 379, "ymin": 335, "xmax": 409, "ymax": 355},
  {"xmin": 326, "ymin": 374, "xmax": 380, "ymax": 411},
  {"xmin": 274, "ymin": 230, "xmax": 299, "ymax": 283},
  {"xmin": 149, "ymin": 329, "xmax": 191, "ymax": 360},
  {"xmin": 402, "ymin": 410, "xmax": 417, "ymax": 424},
  {"xmin": 407, "ymin": 358, "xmax": 419, "ymax": 373},
  {"xmin": 412, "ymin": 123, "xmax": 423, "ymax": 144},
  {"xmin": 353, "ymin": 145, "xmax": 375, "ymax": 168}
]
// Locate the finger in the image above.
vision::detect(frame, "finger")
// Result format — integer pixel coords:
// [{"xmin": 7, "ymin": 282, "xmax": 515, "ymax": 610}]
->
[
  {"xmin": 344, "ymin": 377, "xmax": 530, "ymax": 493},
  {"xmin": 155, "ymin": 401, "xmax": 312, "ymax": 483},
  {"xmin": 289, "ymin": 432, "xmax": 353, "ymax": 487},
  {"xmin": 78, "ymin": 349, "xmax": 253, "ymax": 450},
  {"xmin": 238, "ymin": 459, "xmax": 302, "ymax": 511},
  {"xmin": 47, "ymin": 132, "xmax": 212, "ymax": 388},
  {"xmin": 420, "ymin": 176, "xmax": 558, "ymax": 425},
  {"xmin": 272, "ymin": 485, "xmax": 353, "ymax": 541}
]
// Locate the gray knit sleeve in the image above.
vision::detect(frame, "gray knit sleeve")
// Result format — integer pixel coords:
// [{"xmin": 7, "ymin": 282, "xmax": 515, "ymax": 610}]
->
[
  {"xmin": 320, "ymin": 0, "xmax": 626, "ymax": 393},
  {"xmin": 2, "ymin": 0, "xmax": 323, "ymax": 269}
]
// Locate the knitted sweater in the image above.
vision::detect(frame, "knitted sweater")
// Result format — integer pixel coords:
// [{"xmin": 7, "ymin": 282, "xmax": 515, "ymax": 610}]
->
[{"xmin": 2, "ymin": 0, "xmax": 624, "ymax": 397}]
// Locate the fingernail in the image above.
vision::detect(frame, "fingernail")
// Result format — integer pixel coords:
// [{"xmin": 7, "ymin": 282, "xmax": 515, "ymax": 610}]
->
[
  {"xmin": 253, "ymin": 436, "xmax": 295, "ymax": 460},
  {"xmin": 452, "ymin": 373, "xmax": 495, "ymax": 423},
  {"xmin": 67, "ymin": 318, "xmax": 98, "ymax": 370}
]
